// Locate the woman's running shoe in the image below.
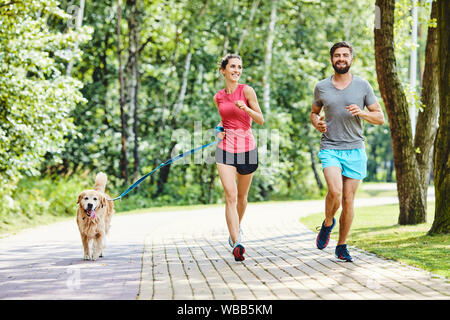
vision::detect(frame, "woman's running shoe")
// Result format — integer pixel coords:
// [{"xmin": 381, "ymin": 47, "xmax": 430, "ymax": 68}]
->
[{"xmin": 232, "ymin": 243, "xmax": 245, "ymax": 261}]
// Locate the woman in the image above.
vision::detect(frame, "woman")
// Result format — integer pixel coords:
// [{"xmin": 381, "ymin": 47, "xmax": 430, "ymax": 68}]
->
[{"xmin": 214, "ymin": 54, "xmax": 264, "ymax": 261}]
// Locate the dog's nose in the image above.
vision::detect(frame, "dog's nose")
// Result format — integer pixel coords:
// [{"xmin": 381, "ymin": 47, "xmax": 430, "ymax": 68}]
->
[{"xmin": 87, "ymin": 203, "xmax": 93, "ymax": 210}]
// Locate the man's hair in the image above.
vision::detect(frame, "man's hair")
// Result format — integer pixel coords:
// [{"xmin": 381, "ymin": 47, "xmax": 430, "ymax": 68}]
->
[
  {"xmin": 330, "ymin": 41, "xmax": 354, "ymax": 58},
  {"xmin": 219, "ymin": 53, "xmax": 242, "ymax": 70}
]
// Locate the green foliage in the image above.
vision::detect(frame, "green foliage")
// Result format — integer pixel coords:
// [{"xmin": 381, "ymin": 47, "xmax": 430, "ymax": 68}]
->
[
  {"xmin": 394, "ymin": 0, "xmax": 433, "ymax": 90},
  {"xmin": 0, "ymin": 0, "xmax": 92, "ymax": 201},
  {"xmin": 0, "ymin": 174, "xmax": 88, "ymax": 234},
  {"xmin": 56, "ymin": 0, "xmax": 390, "ymax": 212},
  {"xmin": 2, "ymin": 0, "xmax": 408, "ymax": 216}
]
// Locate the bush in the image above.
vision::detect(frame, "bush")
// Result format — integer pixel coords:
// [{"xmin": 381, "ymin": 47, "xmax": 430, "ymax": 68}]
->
[{"xmin": 0, "ymin": 175, "xmax": 89, "ymax": 234}]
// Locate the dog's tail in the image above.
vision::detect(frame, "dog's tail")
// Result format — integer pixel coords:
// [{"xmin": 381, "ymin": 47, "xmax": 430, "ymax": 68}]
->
[{"xmin": 94, "ymin": 172, "xmax": 107, "ymax": 193}]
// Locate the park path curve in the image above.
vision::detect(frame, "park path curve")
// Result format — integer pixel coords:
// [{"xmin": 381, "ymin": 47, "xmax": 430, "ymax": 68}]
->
[{"xmin": 0, "ymin": 196, "xmax": 448, "ymax": 300}]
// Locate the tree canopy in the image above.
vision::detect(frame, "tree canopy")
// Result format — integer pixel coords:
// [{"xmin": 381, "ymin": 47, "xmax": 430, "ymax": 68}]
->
[{"xmin": 1, "ymin": 0, "xmax": 447, "ymax": 234}]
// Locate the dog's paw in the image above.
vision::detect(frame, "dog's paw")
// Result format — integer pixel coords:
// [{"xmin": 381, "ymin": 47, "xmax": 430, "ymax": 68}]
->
[
  {"xmin": 83, "ymin": 255, "xmax": 91, "ymax": 261},
  {"xmin": 91, "ymin": 252, "xmax": 101, "ymax": 260}
]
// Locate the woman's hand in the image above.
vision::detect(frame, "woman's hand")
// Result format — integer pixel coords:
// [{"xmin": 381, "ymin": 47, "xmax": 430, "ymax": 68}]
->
[
  {"xmin": 235, "ymin": 100, "xmax": 247, "ymax": 110},
  {"xmin": 215, "ymin": 125, "xmax": 225, "ymax": 140}
]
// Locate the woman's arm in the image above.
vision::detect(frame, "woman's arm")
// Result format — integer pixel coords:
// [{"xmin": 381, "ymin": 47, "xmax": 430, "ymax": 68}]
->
[
  {"xmin": 214, "ymin": 96, "xmax": 225, "ymax": 139},
  {"xmin": 236, "ymin": 85, "xmax": 264, "ymax": 125}
]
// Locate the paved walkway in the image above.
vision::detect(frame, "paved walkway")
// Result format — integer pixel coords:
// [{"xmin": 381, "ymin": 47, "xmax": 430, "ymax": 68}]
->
[{"xmin": 0, "ymin": 196, "xmax": 448, "ymax": 300}]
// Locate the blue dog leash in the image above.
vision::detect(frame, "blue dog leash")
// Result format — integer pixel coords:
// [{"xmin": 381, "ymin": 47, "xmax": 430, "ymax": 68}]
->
[{"xmin": 110, "ymin": 126, "xmax": 224, "ymax": 201}]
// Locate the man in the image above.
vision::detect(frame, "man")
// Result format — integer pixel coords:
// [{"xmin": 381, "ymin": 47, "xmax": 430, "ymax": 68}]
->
[{"xmin": 310, "ymin": 41, "xmax": 384, "ymax": 262}]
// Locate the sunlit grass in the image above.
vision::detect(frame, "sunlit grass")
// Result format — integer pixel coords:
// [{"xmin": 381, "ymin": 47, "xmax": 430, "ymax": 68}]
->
[{"xmin": 300, "ymin": 202, "xmax": 449, "ymax": 278}]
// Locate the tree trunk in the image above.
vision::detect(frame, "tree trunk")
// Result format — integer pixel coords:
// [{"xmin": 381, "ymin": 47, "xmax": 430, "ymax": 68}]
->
[
  {"xmin": 221, "ymin": 0, "xmax": 233, "ymax": 56},
  {"xmin": 262, "ymin": 0, "xmax": 277, "ymax": 115},
  {"xmin": 367, "ymin": 142, "xmax": 378, "ymax": 181},
  {"xmin": 127, "ymin": 0, "xmax": 140, "ymax": 181},
  {"xmin": 156, "ymin": 45, "xmax": 193, "ymax": 195},
  {"xmin": 414, "ymin": 0, "xmax": 439, "ymax": 212},
  {"xmin": 387, "ymin": 159, "xmax": 394, "ymax": 182},
  {"xmin": 374, "ymin": 0, "xmax": 425, "ymax": 224},
  {"xmin": 208, "ymin": 163, "xmax": 216, "ymax": 204},
  {"xmin": 66, "ymin": 0, "xmax": 85, "ymax": 76},
  {"xmin": 117, "ymin": 0, "xmax": 128, "ymax": 182},
  {"xmin": 308, "ymin": 142, "xmax": 323, "ymax": 190},
  {"xmin": 156, "ymin": 141, "xmax": 177, "ymax": 195},
  {"xmin": 236, "ymin": 0, "xmax": 260, "ymax": 54},
  {"xmin": 173, "ymin": 41, "xmax": 192, "ymax": 118},
  {"xmin": 429, "ymin": 0, "xmax": 450, "ymax": 234},
  {"xmin": 156, "ymin": 1, "xmax": 208, "ymax": 195}
]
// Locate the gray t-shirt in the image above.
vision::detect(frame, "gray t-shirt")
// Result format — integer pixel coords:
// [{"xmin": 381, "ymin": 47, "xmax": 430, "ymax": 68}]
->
[{"xmin": 313, "ymin": 75, "xmax": 377, "ymax": 150}]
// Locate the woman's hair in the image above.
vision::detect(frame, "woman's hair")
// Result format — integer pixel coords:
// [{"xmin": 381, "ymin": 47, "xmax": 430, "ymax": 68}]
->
[{"xmin": 219, "ymin": 53, "xmax": 242, "ymax": 70}]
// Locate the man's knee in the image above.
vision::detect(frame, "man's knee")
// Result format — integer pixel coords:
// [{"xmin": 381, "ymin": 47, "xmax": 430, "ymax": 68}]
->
[
  {"xmin": 342, "ymin": 192, "xmax": 356, "ymax": 206},
  {"xmin": 327, "ymin": 188, "xmax": 342, "ymax": 200}
]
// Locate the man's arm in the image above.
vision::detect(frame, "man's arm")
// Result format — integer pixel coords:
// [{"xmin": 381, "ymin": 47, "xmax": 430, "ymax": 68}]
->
[
  {"xmin": 346, "ymin": 101, "xmax": 385, "ymax": 125},
  {"xmin": 310, "ymin": 103, "xmax": 327, "ymax": 133}
]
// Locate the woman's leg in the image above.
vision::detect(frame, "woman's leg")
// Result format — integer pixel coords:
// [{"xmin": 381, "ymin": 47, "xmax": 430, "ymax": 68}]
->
[
  {"xmin": 216, "ymin": 163, "xmax": 240, "ymax": 245},
  {"xmin": 236, "ymin": 172, "xmax": 254, "ymax": 224}
]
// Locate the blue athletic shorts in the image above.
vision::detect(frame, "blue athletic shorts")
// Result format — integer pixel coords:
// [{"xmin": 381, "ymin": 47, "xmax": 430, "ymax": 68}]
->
[{"xmin": 318, "ymin": 148, "xmax": 367, "ymax": 180}]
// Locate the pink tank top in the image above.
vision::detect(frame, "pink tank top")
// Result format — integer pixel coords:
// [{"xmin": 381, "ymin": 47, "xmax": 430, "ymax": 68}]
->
[{"xmin": 215, "ymin": 84, "xmax": 256, "ymax": 153}]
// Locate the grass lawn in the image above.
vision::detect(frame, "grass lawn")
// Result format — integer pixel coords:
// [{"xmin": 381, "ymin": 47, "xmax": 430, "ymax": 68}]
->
[
  {"xmin": 300, "ymin": 202, "xmax": 449, "ymax": 279},
  {"xmin": 0, "ymin": 214, "xmax": 71, "ymax": 239}
]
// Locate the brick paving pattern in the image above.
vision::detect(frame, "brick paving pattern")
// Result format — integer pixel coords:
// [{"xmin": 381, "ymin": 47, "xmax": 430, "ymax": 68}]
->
[
  {"xmin": 0, "ymin": 197, "xmax": 448, "ymax": 300},
  {"xmin": 139, "ymin": 199, "xmax": 449, "ymax": 300}
]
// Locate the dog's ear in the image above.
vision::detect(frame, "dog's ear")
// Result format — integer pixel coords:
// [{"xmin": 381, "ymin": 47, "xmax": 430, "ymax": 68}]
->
[
  {"xmin": 77, "ymin": 192, "xmax": 84, "ymax": 205},
  {"xmin": 100, "ymin": 194, "xmax": 107, "ymax": 207}
]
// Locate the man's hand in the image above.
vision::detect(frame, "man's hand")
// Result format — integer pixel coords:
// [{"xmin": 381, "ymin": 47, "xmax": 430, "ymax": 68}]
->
[
  {"xmin": 346, "ymin": 103, "xmax": 385, "ymax": 125},
  {"xmin": 346, "ymin": 104, "xmax": 364, "ymax": 117},
  {"xmin": 315, "ymin": 115, "xmax": 327, "ymax": 133}
]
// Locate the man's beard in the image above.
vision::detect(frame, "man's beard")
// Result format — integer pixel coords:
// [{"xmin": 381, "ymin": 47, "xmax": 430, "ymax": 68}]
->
[{"xmin": 332, "ymin": 62, "xmax": 351, "ymax": 74}]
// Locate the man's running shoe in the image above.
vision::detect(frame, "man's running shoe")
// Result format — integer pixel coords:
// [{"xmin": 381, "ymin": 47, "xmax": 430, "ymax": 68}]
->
[
  {"xmin": 232, "ymin": 243, "xmax": 245, "ymax": 261},
  {"xmin": 335, "ymin": 244, "xmax": 353, "ymax": 262},
  {"xmin": 228, "ymin": 226, "xmax": 242, "ymax": 248},
  {"xmin": 316, "ymin": 217, "xmax": 336, "ymax": 249}
]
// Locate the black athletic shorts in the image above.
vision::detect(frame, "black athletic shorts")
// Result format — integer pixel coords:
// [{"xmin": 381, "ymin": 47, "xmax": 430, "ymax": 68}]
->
[{"xmin": 215, "ymin": 148, "xmax": 258, "ymax": 175}]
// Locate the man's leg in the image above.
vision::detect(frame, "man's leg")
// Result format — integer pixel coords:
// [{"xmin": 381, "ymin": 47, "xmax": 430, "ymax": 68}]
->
[
  {"xmin": 323, "ymin": 166, "xmax": 343, "ymax": 226},
  {"xmin": 338, "ymin": 176, "xmax": 360, "ymax": 245},
  {"xmin": 316, "ymin": 166, "xmax": 342, "ymax": 249}
]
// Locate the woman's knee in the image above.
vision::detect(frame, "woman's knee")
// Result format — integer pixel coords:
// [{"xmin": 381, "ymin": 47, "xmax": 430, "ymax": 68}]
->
[
  {"xmin": 237, "ymin": 194, "xmax": 248, "ymax": 205},
  {"xmin": 225, "ymin": 191, "xmax": 238, "ymax": 204}
]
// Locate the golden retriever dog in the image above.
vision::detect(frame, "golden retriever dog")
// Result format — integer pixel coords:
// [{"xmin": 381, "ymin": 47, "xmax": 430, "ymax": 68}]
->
[{"xmin": 76, "ymin": 172, "xmax": 114, "ymax": 260}]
